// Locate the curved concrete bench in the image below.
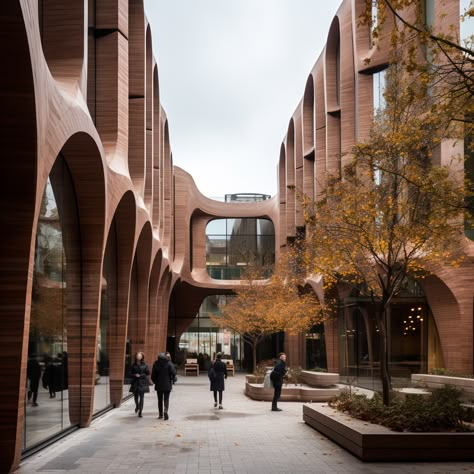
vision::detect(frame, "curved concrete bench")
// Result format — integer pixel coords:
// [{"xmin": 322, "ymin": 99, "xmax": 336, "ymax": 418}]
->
[
  {"xmin": 300, "ymin": 371, "xmax": 339, "ymax": 387},
  {"xmin": 411, "ymin": 374, "xmax": 474, "ymax": 400},
  {"xmin": 245, "ymin": 382, "xmax": 340, "ymax": 402}
]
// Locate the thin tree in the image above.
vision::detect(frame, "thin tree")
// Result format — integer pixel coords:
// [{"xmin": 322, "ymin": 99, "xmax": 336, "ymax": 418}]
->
[
  {"xmin": 211, "ymin": 255, "xmax": 326, "ymax": 373},
  {"xmin": 300, "ymin": 50, "xmax": 469, "ymax": 405}
]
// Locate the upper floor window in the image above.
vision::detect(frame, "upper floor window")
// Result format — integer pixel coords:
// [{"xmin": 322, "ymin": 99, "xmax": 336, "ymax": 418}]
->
[
  {"xmin": 373, "ymin": 68, "xmax": 387, "ymax": 114},
  {"xmin": 206, "ymin": 218, "xmax": 275, "ymax": 280},
  {"xmin": 460, "ymin": 0, "xmax": 474, "ymax": 48}
]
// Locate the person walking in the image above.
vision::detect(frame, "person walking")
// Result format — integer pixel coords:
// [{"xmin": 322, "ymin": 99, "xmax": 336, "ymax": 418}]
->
[
  {"xmin": 27, "ymin": 355, "xmax": 42, "ymax": 407},
  {"xmin": 208, "ymin": 352, "xmax": 227, "ymax": 409},
  {"xmin": 130, "ymin": 352, "xmax": 150, "ymax": 417},
  {"xmin": 270, "ymin": 352, "xmax": 287, "ymax": 412},
  {"xmin": 151, "ymin": 352, "xmax": 176, "ymax": 420}
]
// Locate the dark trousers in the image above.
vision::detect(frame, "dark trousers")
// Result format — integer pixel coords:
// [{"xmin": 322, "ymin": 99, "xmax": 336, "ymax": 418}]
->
[
  {"xmin": 157, "ymin": 390, "xmax": 170, "ymax": 415},
  {"xmin": 134, "ymin": 390, "xmax": 144, "ymax": 413},
  {"xmin": 272, "ymin": 384, "xmax": 282, "ymax": 409},
  {"xmin": 213, "ymin": 390, "xmax": 223, "ymax": 404},
  {"xmin": 28, "ymin": 379, "xmax": 40, "ymax": 403}
]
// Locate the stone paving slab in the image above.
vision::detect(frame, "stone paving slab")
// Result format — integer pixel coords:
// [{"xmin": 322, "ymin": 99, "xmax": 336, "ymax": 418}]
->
[{"xmin": 17, "ymin": 374, "xmax": 474, "ymax": 473}]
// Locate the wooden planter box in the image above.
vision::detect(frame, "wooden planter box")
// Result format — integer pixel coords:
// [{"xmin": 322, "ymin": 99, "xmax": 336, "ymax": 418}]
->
[
  {"xmin": 300, "ymin": 371, "xmax": 339, "ymax": 387},
  {"xmin": 303, "ymin": 404, "xmax": 474, "ymax": 462},
  {"xmin": 245, "ymin": 382, "xmax": 339, "ymax": 402}
]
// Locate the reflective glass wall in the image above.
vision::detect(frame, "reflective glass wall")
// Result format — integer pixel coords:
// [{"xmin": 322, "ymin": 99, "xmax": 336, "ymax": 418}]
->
[
  {"xmin": 337, "ymin": 294, "xmax": 442, "ymax": 391},
  {"xmin": 177, "ymin": 296, "xmax": 242, "ymax": 370},
  {"xmin": 24, "ymin": 156, "xmax": 80, "ymax": 450},
  {"xmin": 206, "ymin": 218, "xmax": 275, "ymax": 280},
  {"xmin": 93, "ymin": 219, "xmax": 117, "ymax": 413}
]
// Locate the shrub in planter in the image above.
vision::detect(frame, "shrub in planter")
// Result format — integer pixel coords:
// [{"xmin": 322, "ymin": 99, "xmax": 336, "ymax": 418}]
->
[
  {"xmin": 328, "ymin": 386, "xmax": 473, "ymax": 432},
  {"xmin": 429, "ymin": 367, "xmax": 474, "ymax": 378}
]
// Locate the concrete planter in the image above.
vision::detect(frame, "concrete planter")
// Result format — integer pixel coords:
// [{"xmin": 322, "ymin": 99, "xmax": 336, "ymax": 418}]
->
[
  {"xmin": 412, "ymin": 374, "xmax": 474, "ymax": 400},
  {"xmin": 303, "ymin": 404, "xmax": 474, "ymax": 462},
  {"xmin": 300, "ymin": 371, "xmax": 339, "ymax": 387},
  {"xmin": 245, "ymin": 382, "xmax": 339, "ymax": 402}
]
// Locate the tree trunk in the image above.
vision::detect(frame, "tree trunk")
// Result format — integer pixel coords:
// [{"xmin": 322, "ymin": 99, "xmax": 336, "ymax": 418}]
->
[
  {"xmin": 376, "ymin": 307, "xmax": 392, "ymax": 405},
  {"xmin": 252, "ymin": 343, "xmax": 257, "ymax": 374}
]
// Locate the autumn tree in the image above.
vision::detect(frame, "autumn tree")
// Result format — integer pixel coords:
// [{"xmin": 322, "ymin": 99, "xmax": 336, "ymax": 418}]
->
[
  {"xmin": 300, "ymin": 44, "xmax": 470, "ymax": 404},
  {"xmin": 212, "ymin": 254, "xmax": 326, "ymax": 373},
  {"xmin": 363, "ymin": 0, "xmax": 473, "ymax": 131}
]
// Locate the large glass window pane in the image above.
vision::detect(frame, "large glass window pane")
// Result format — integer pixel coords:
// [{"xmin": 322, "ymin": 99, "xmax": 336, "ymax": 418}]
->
[
  {"xmin": 24, "ymin": 156, "xmax": 79, "ymax": 450},
  {"xmin": 206, "ymin": 218, "xmax": 275, "ymax": 280},
  {"xmin": 177, "ymin": 295, "xmax": 242, "ymax": 370},
  {"xmin": 460, "ymin": 0, "xmax": 474, "ymax": 48},
  {"xmin": 94, "ymin": 219, "xmax": 116, "ymax": 412}
]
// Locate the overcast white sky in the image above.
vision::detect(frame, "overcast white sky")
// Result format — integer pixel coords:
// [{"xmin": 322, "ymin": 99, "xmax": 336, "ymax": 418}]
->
[{"xmin": 143, "ymin": 1, "xmax": 341, "ymax": 199}]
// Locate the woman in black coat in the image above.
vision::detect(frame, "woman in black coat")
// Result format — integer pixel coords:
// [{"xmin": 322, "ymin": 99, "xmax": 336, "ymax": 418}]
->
[
  {"xmin": 151, "ymin": 353, "xmax": 176, "ymax": 420},
  {"xmin": 208, "ymin": 352, "xmax": 227, "ymax": 409},
  {"xmin": 130, "ymin": 352, "xmax": 150, "ymax": 417}
]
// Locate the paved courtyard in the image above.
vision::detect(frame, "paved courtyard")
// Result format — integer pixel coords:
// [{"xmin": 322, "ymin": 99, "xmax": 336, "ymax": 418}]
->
[{"xmin": 17, "ymin": 374, "xmax": 474, "ymax": 474}]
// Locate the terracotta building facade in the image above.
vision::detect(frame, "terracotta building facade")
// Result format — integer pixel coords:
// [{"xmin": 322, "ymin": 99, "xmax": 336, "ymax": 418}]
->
[{"xmin": 0, "ymin": 0, "xmax": 471, "ymax": 471}]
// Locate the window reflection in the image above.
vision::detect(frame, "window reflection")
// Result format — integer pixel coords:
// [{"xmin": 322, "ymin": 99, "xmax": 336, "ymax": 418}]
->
[
  {"xmin": 24, "ymin": 156, "xmax": 79, "ymax": 450},
  {"xmin": 177, "ymin": 296, "xmax": 242, "ymax": 370},
  {"xmin": 94, "ymin": 219, "xmax": 116, "ymax": 412},
  {"xmin": 206, "ymin": 218, "xmax": 275, "ymax": 280}
]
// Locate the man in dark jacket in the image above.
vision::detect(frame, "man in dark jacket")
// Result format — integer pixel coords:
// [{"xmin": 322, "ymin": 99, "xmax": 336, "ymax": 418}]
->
[
  {"xmin": 270, "ymin": 352, "xmax": 287, "ymax": 412},
  {"xmin": 208, "ymin": 352, "xmax": 227, "ymax": 409},
  {"xmin": 151, "ymin": 353, "xmax": 177, "ymax": 420}
]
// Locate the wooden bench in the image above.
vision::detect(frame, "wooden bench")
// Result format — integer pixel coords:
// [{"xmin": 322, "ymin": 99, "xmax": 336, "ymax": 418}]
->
[
  {"xmin": 184, "ymin": 358, "xmax": 199, "ymax": 376},
  {"xmin": 223, "ymin": 359, "xmax": 234, "ymax": 376}
]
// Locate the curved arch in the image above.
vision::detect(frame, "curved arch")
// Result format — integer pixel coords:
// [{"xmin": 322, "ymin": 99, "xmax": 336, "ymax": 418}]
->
[
  {"xmin": 326, "ymin": 16, "xmax": 341, "ymax": 111},
  {"xmin": 152, "ymin": 65, "xmax": 160, "ymax": 230},
  {"xmin": 325, "ymin": 16, "xmax": 342, "ymax": 178},
  {"xmin": 278, "ymin": 143, "xmax": 287, "ymax": 249},
  {"xmin": 421, "ymin": 275, "xmax": 463, "ymax": 372},
  {"xmin": 105, "ymin": 191, "xmax": 137, "ymax": 407},
  {"xmin": 128, "ymin": 221, "xmax": 153, "ymax": 359},
  {"xmin": 147, "ymin": 249, "xmax": 163, "ymax": 359},
  {"xmin": 128, "ymin": 0, "xmax": 146, "ymax": 197},
  {"xmin": 0, "ymin": 3, "xmax": 37, "ymax": 470},
  {"xmin": 39, "ymin": 0, "xmax": 85, "ymax": 87},
  {"xmin": 303, "ymin": 74, "xmax": 315, "ymax": 154},
  {"xmin": 286, "ymin": 119, "xmax": 296, "ymax": 238},
  {"xmin": 314, "ymin": 65, "xmax": 327, "ymax": 197},
  {"xmin": 144, "ymin": 25, "xmax": 154, "ymax": 211},
  {"xmin": 294, "ymin": 112, "xmax": 304, "ymax": 228},
  {"xmin": 162, "ymin": 120, "xmax": 172, "ymax": 250},
  {"xmin": 56, "ymin": 132, "xmax": 106, "ymax": 428},
  {"xmin": 303, "ymin": 75, "xmax": 315, "ymax": 200},
  {"xmin": 156, "ymin": 268, "xmax": 173, "ymax": 352}
]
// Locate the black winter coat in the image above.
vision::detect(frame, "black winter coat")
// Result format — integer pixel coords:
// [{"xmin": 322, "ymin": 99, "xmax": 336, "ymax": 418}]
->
[
  {"xmin": 151, "ymin": 354, "xmax": 176, "ymax": 392},
  {"xmin": 270, "ymin": 359, "xmax": 286, "ymax": 387},
  {"xmin": 130, "ymin": 361, "xmax": 150, "ymax": 393},
  {"xmin": 209, "ymin": 359, "xmax": 227, "ymax": 392}
]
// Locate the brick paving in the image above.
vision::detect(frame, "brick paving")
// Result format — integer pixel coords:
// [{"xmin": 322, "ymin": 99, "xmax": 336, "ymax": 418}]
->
[{"xmin": 17, "ymin": 374, "xmax": 474, "ymax": 474}]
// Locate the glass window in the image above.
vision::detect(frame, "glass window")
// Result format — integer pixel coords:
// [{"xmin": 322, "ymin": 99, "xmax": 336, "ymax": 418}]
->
[
  {"xmin": 373, "ymin": 68, "xmax": 387, "ymax": 113},
  {"xmin": 94, "ymin": 218, "xmax": 116, "ymax": 413},
  {"xmin": 24, "ymin": 156, "xmax": 80, "ymax": 450},
  {"xmin": 205, "ymin": 218, "xmax": 275, "ymax": 280},
  {"xmin": 460, "ymin": 0, "xmax": 474, "ymax": 48},
  {"xmin": 177, "ymin": 295, "xmax": 242, "ymax": 370}
]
